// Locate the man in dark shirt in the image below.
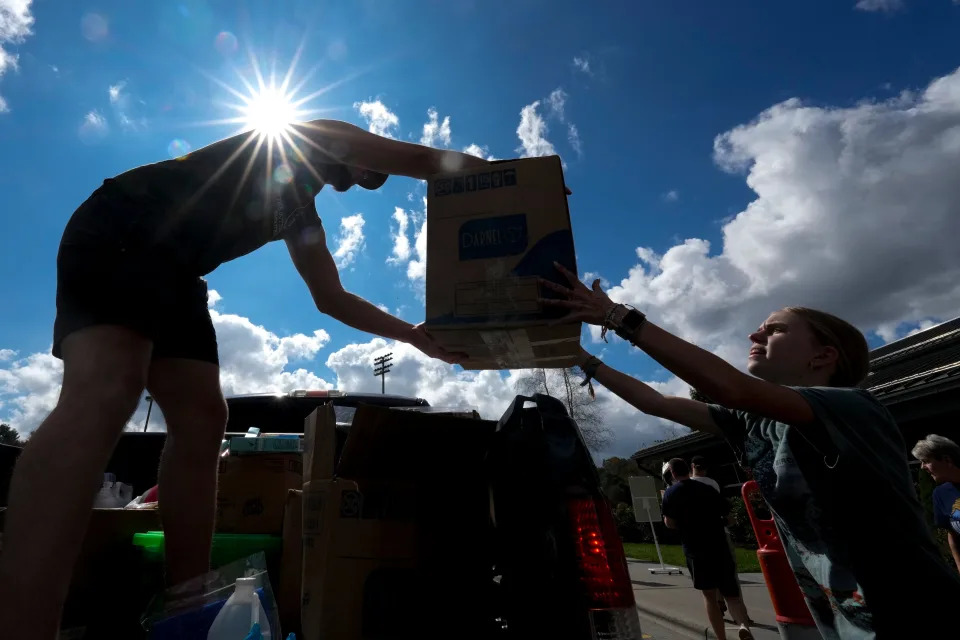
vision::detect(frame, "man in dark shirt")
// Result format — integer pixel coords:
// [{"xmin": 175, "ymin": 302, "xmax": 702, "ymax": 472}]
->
[
  {"xmin": 0, "ymin": 119, "xmax": 491, "ymax": 638},
  {"xmin": 661, "ymin": 458, "xmax": 753, "ymax": 640}
]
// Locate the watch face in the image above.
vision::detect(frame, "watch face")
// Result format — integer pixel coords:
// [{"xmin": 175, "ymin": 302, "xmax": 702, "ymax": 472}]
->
[{"xmin": 622, "ymin": 310, "xmax": 645, "ymax": 330}]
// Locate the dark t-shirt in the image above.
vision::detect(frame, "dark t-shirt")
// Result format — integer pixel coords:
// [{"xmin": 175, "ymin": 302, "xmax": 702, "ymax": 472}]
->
[
  {"xmin": 933, "ymin": 482, "xmax": 960, "ymax": 535},
  {"xmin": 660, "ymin": 478, "xmax": 729, "ymax": 557},
  {"xmin": 709, "ymin": 386, "xmax": 960, "ymax": 639},
  {"xmin": 99, "ymin": 129, "xmax": 357, "ymax": 276}
]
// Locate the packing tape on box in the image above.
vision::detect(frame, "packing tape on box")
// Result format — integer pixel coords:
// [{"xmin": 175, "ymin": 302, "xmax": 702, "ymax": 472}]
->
[{"xmin": 480, "ymin": 329, "xmax": 536, "ymax": 367}]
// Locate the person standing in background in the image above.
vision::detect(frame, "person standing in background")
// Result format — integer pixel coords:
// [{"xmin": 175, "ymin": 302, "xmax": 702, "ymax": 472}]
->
[
  {"xmin": 691, "ymin": 455, "xmax": 752, "ymax": 624},
  {"xmin": 691, "ymin": 455, "xmax": 721, "ymax": 492},
  {"xmin": 912, "ymin": 434, "xmax": 960, "ymax": 574},
  {"xmin": 661, "ymin": 458, "xmax": 754, "ymax": 640}
]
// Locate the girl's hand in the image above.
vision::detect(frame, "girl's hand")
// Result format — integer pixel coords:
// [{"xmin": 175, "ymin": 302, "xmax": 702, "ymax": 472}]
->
[{"xmin": 540, "ymin": 262, "xmax": 616, "ymax": 327}]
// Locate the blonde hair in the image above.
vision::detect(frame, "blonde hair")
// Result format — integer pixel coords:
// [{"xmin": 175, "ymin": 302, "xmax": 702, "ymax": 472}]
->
[{"xmin": 783, "ymin": 307, "xmax": 870, "ymax": 387}]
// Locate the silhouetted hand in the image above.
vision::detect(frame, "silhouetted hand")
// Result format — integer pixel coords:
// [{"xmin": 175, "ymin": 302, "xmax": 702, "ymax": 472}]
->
[{"xmin": 539, "ymin": 262, "xmax": 616, "ymax": 327}]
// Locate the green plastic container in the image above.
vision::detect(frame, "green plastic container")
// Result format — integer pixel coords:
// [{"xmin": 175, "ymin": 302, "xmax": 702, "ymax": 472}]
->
[{"xmin": 132, "ymin": 531, "xmax": 282, "ymax": 568}]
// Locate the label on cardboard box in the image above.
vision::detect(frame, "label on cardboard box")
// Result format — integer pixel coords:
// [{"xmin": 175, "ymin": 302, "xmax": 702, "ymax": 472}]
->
[{"xmin": 425, "ymin": 155, "xmax": 580, "ymax": 370}]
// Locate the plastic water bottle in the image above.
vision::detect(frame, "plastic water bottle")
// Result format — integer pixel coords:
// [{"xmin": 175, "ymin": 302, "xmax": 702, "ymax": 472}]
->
[{"xmin": 207, "ymin": 577, "xmax": 272, "ymax": 640}]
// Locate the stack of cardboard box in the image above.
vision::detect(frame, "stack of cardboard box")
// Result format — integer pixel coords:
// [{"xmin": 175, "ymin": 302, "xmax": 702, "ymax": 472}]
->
[{"xmin": 297, "ymin": 404, "xmax": 496, "ymax": 640}]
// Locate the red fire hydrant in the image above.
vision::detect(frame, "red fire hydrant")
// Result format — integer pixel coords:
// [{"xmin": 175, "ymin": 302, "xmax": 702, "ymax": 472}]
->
[{"xmin": 742, "ymin": 480, "xmax": 821, "ymax": 638}]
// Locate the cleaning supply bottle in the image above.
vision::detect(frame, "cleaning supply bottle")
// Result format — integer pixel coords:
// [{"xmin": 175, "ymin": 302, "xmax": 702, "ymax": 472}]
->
[{"xmin": 207, "ymin": 577, "xmax": 272, "ymax": 640}]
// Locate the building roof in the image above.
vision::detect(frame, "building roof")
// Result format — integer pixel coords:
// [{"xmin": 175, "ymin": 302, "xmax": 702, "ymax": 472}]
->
[{"xmin": 860, "ymin": 316, "xmax": 960, "ymax": 404}]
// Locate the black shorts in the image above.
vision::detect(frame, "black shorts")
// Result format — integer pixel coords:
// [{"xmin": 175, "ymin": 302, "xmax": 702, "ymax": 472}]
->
[
  {"xmin": 52, "ymin": 183, "xmax": 219, "ymax": 365},
  {"xmin": 686, "ymin": 548, "xmax": 741, "ymax": 598}
]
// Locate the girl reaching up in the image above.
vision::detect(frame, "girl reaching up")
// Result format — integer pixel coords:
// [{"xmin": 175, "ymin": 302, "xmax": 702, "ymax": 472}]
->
[{"xmin": 542, "ymin": 262, "xmax": 960, "ymax": 639}]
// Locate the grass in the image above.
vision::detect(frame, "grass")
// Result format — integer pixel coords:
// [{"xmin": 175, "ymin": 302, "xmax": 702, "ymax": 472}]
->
[{"xmin": 623, "ymin": 543, "xmax": 762, "ymax": 574}]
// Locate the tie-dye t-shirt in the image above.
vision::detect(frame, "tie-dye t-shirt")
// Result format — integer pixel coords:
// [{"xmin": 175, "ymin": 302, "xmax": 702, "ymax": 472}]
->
[{"xmin": 709, "ymin": 386, "xmax": 960, "ymax": 639}]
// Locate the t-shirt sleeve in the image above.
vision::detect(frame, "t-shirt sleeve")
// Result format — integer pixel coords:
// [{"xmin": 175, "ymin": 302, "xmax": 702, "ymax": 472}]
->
[
  {"xmin": 933, "ymin": 485, "xmax": 951, "ymax": 528},
  {"xmin": 707, "ymin": 404, "xmax": 749, "ymax": 465},
  {"xmin": 791, "ymin": 387, "xmax": 901, "ymax": 460},
  {"xmin": 277, "ymin": 187, "xmax": 324, "ymax": 242}
]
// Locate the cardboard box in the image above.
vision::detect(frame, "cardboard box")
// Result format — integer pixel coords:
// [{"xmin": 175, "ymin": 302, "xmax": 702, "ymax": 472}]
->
[
  {"xmin": 300, "ymin": 479, "xmax": 418, "ymax": 640},
  {"xmin": 425, "ymin": 155, "xmax": 581, "ymax": 369},
  {"xmin": 300, "ymin": 405, "xmax": 496, "ymax": 639},
  {"xmin": 216, "ymin": 453, "xmax": 302, "ymax": 534},
  {"xmin": 229, "ymin": 435, "xmax": 303, "ymax": 455},
  {"xmin": 279, "ymin": 489, "xmax": 303, "ymax": 638},
  {"xmin": 302, "ymin": 403, "xmax": 337, "ymax": 482}
]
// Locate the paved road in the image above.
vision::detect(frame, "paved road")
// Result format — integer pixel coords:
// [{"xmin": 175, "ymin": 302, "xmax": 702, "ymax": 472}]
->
[
  {"xmin": 637, "ymin": 612, "xmax": 692, "ymax": 639},
  {"xmin": 629, "ymin": 559, "xmax": 784, "ymax": 640}
]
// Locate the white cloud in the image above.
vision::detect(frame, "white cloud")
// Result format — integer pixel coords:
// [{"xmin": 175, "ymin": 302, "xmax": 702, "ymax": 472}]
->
[
  {"xmin": 547, "ymin": 88, "xmax": 567, "ymax": 121},
  {"xmin": 78, "ymin": 109, "xmax": 108, "ymax": 142},
  {"xmin": 463, "ymin": 143, "xmax": 497, "ymax": 160},
  {"xmin": 572, "ymin": 56, "xmax": 592, "ymax": 75},
  {"xmin": 516, "ymin": 100, "xmax": 557, "ymax": 157},
  {"xmin": 420, "ymin": 107, "xmax": 451, "ymax": 147},
  {"xmin": 0, "ymin": 296, "xmax": 334, "ymax": 436},
  {"xmin": 407, "ymin": 213, "xmax": 428, "ymax": 283},
  {"xmin": 332, "ymin": 213, "xmax": 366, "ymax": 269},
  {"xmin": 854, "ymin": 0, "xmax": 903, "ymax": 12},
  {"xmin": 387, "ymin": 206, "xmax": 411, "ymax": 263},
  {"xmin": 567, "ymin": 123, "xmax": 582, "ymax": 156},
  {"xmin": 0, "ymin": 0, "xmax": 35, "ymax": 112},
  {"xmin": 662, "ymin": 189, "xmax": 679, "ymax": 202},
  {"xmin": 602, "ymin": 67, "xmax": 960, "ymax": 363},
  {"xmin": 108, "ymin": 80, "xmax": 125, "ymax": 104},
  {"xmin": 519, "ymin": 89, "xmax": 579, "ymax": 159},
  {"xmin": 353, "ymin": 100, "xmax": 399, "ymax": 138},
  {"xmin": 386, "ymin": 198, "xmax": 428, "ymax": 289},
  {"xmin": 207, "ymin": 289, "xmax": 223, "ymax": 308},
  {"xmin": 106, "ymin": 79, "xmax": 145, "ymax": 131},
  {"xmin": 0, "ymin": 348, "xmax": 15, "ymax": 361}
]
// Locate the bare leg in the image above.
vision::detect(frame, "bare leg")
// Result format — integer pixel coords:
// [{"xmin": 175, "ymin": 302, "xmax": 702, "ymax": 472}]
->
[
  {"xmin": 701, "ymin": 589, "xmax": 727, "ymax": 640},
  {"xmin": 149, "ymin": 358, "xmax": 227, "ymax": 586},
  {"xmin": 0, "ymin": 327, "xmax": 151, "ymax": 639},
  {"xmin": 725, "ymin": 596, "xmax": 753, "ymax": 637}
]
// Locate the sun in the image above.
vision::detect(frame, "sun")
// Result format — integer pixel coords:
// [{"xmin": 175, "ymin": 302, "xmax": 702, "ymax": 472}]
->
[{"xmin": 241, "ymin": 85, "xmax": 297, "ymax": 139}]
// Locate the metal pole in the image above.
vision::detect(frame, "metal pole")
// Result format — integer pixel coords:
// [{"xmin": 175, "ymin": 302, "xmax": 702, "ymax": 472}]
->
[
  {"xmin": 142, "ymin": 396, "xmax": 154, "ymax": 433},
  {"xmin": 647, "ymin": 503, "xmax": 666, "ymax": 569},
  {"xmin": 373, "ymin": 353, "xmax": 393, "ymax": 395}
]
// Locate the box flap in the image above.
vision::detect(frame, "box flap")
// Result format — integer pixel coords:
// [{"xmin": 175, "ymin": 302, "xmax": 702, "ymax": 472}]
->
[{"xmin": 303, "ymin": 403, "xmax": 337, "ymax": 481}]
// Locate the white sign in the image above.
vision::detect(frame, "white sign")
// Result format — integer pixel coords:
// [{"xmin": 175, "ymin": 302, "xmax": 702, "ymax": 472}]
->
[
  {"xmin": 628, "ymin": 476, "xmax": 661, "ymax": 521},
  {"xmin": 632, "ymin": 496, "xmax": 661, "ymax": 522}
]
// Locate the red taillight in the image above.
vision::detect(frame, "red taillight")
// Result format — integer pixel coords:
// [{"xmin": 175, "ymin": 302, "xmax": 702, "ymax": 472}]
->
[{"xmin": 568, "ymin": 496, "xmax": 636, "ymax": 609}]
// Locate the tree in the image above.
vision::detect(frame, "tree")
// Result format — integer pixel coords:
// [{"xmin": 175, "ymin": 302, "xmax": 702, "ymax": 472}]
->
[
  {"xmin": 0, "ymin": 423, "xmax": 24, "ymax": 447},
  {"xmin": 688, "ymin": 387, "xmax": 715, "ymax": 404},
  {"xmin": 514, "ymin": 367, "xmax": 614, "ymax": 452}
]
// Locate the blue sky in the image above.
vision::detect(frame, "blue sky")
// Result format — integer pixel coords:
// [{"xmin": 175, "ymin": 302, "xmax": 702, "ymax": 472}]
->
[{"xmin": 2, "ymin": 0, "xmax": 960, "ymax": 457}]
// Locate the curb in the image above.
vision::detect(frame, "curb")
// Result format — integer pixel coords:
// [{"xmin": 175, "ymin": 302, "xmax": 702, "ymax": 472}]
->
[{"xmin": 636, "ymin": 602, "xmax": 708, "ymax": 640}]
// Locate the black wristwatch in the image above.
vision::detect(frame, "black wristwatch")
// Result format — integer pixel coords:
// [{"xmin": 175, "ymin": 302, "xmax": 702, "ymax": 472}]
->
[{"xmin": 608, "ymin": 304, "xmax": 647, "ymax": 340}]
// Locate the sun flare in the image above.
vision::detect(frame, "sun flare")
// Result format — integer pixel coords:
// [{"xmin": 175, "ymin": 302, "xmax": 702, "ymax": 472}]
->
[{"xmin": 241, "ymin": 85, "xmax": 297, "ymax": 139}]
